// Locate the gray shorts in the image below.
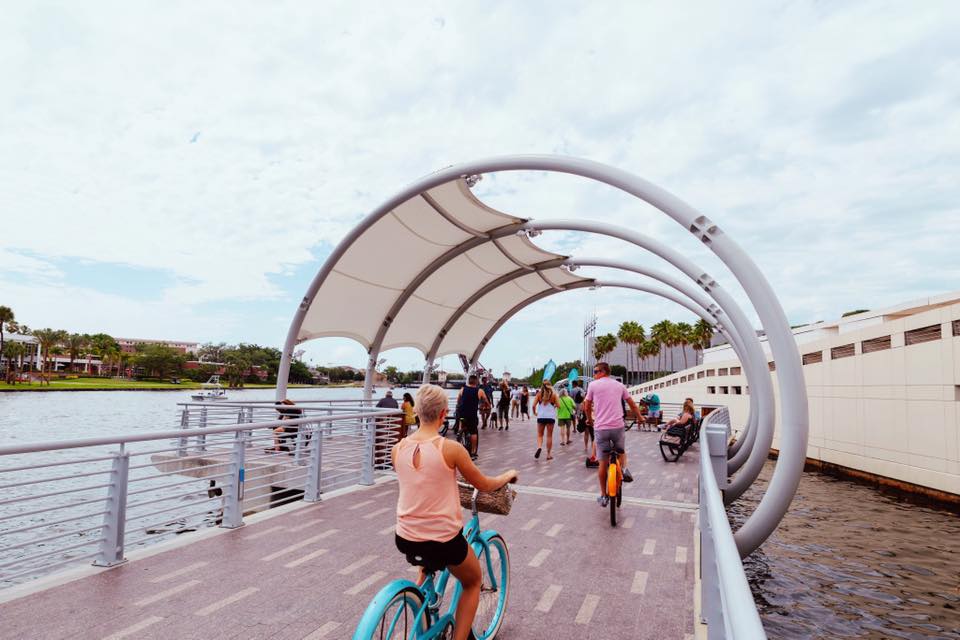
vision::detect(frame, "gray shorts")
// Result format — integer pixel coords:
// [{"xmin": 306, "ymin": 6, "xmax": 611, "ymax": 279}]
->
[{"xmin": 595, "ymin": 427, "xmax": 625, "ymax": 460}]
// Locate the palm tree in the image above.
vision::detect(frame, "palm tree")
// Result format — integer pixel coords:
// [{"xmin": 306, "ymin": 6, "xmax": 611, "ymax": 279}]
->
[
  {"xmin": 635, "ymin": 339, "xmax": 659, "ymax": 382},
  {"xmin": 617, "ymin": 321, "xmax": 645, "ymax": 385},
  {"xmin": 593, "ymin": 333, "xmax": 618, "ymax": 364},
  {"xmin": 649, "ymin": 320, "xmax": 671, "ymax": 372},
  {"xmin": 0, "ymin": 306, "xmax": 14, "ymax": 377},
  {"xmin": 691, "ymin": 319, "xmax": 715, "ymax": 364},
  {"xmin": 65, "ymin": 333, "xmax": 88, "ymax": 374},
  {"xmin": 674, "ymin": 322, "xmax": 693, "ymax": 370}
]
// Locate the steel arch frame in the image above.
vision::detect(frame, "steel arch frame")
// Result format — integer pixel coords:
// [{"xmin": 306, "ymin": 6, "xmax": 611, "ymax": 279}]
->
[{"xmin": 277, "ymin": 155, "xmax": 808, "ymax": 557}]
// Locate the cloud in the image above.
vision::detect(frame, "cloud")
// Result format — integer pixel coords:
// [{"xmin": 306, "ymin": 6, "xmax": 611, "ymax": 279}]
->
[{"xmin": 2, "ymin": 1, "xmax": 959, "ymax": 371}]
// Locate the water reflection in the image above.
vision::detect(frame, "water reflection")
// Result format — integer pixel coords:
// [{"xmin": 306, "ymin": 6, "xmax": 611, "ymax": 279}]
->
[{"xmin": 730, "ymin": 461, "xmax": 960, "ymax": 639}]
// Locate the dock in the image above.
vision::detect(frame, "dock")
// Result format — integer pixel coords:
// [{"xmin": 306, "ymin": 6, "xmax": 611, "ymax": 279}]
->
[{"xmin": 0, "ymin": 423, "xmax": 700, "ymax": 639}]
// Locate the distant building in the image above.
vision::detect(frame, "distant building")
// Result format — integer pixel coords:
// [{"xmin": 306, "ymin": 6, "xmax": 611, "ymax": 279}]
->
[{"xmin": 116, "ymin": 338, "xmax": 199, "ymax": 354}]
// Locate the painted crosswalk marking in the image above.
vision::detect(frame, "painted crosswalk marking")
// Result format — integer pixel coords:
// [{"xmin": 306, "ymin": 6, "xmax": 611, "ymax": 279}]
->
[
  {"xmin": 535, "ymin": 584, "xmax": 563, "ymax": 612},
  {"xmin": 304, "ymin": 622, "xmax": 342, "ymax": 639},
  {"xmin": 284, "ymin": 548, "xmax": 329, "ymax": 568},
  {"xmin": 521, "ymin": 517, "xmax": 541, "ymax": 531},
  {"xmin": 378, "ymin": 524, "xmax": 396, "ymax": 535},
  {"xmin": 528, "ymin": 549, "xmax": 551, "ymax": 567},
  {"xmin": 261, "ymin": 530, "xmax": 338, "ymax": 562},
  {"xmin": 103, "ymin": 616, "xmax": 164, "ymax": 639},
  {"xmin": 134, "ymin": 580, "xmax": 200, "ymax": 606},
  {"xmin": 642, "ymin": 539, "xmax": 656, "ymax": 555},
  {"xmin": 338, "ymin": 555, "xmax": 378, "ymax": 575},
  {"xmin": 290, "ymin": 520, "xmax": 323, "ymax": 533},
  {"xmin": 194, "ymin": 586, "xmax": 259, "ymax": 616},
  {"xmin": 362, "ymin": 506, "xmax": 392, "ymax": 520},
  {"xmin": 242, "ymin": 525, "xmax": 286, "ymax": 540},
  {"xmin": 622, "ymin": 517, "xmax": 635, "ymax": 529},
  {"xmin": 537, "ymin": 501, "xmax": 553, "ymax": 511},
  {"xmin": 149, "ymin": 561, "xmax": 207, "ymax": 583},
  {"xmin": 545, "ymin": 523, "xmax": 563, "ymax": 537},
  {"xmin": 347, "ymin": 499, "xmax": 374, "ymax": 510},
  {"xmin": 631, "ymin": 571, "xmax": 649, "ymax": 594},
  {"xmin": 676, "ymin": 546, "xmax": 688, "ymax": 564},
  {"xmin": 575, "ymin": 594, "xmax": 601, "ymax": 624},
  {"xmin": 345, "ymin": 571, "xmax": 387, "ymax": 595}
]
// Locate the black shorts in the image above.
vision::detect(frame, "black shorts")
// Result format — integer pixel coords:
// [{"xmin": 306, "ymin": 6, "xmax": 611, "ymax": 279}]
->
[
  {"xmin": 395, "ymin": 530, "xmax": 469, "ymax": 574},
  {"xmin": 460, "ymin": 415, "xmax": 479, "ymax": 434},
  {"xmin": 536, "ymin": 418, "xmax": 555, "ymax": 425}
]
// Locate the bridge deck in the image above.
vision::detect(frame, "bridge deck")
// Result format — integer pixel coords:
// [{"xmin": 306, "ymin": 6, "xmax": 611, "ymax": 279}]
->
[{"xmin": 0, "ymin": 421, "xmax": 700, "ymax": 640}]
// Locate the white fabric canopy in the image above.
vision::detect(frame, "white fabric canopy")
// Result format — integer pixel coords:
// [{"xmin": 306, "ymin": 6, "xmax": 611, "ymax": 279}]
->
[{"xmin": 299, "ymin": 178, "xmax": 593, "ymax": 359}]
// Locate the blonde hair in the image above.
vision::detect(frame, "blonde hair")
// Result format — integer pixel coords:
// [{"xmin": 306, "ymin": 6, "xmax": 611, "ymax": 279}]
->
[
  {"xmin": 415, "ymin": 384, "xmax": 448, "ymax": 423},
  {"xmin": 682, "ymin": 399, "xmax": 695, "ymax": 416},
  {"xmin": 539, "ymin": 380, "xmax": 555, "ymax": 404}
]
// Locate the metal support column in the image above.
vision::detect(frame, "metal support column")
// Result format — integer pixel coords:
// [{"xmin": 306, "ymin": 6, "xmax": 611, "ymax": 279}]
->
[
  {"xmin": 304, "ymin": 421, "xmax": 324, "ymax": 502},
  {"xmin": 221, "ymin": 432, "xmax": 246, "ymax": 529},
  {"xmin": 94, "ymin": 450, "xmax": 130, "ymax": 567}
]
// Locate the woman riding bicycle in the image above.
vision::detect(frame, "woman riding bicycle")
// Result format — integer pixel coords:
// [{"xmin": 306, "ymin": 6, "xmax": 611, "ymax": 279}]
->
[{"xmin": 392, "ymin": 384, "xmax": 518, "ymax": 640}]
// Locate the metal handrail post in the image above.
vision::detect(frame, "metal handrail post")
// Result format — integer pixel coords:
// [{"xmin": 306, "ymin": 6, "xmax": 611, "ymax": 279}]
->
[
  {"xmin": 702, "ymin": 421, "xmax": 729, "ymax": 637},
  {"xmin": 198, "ymin": 406, "xmax": 208, "ymax": 453},
  {"xmin": 708, "ymin": 422, "xmax": 729, "ymax": 491},
  {"xmin": 361, "ymin": 417, "xmax": 375, "ymax": 485},
  {"xmin": 93, "ymin": 450, "xmax": 130, "ymax": 567},
  {"xmin": 304, "ymin": 422, "xmax": 324, "ymax": 502},
  {"xmin": 178, "ymin": 407, "xmax": 189, "ymax": 456},
  {"xmin": 294, "ymin": 425, "xmax": 305, "ymax": 465},
  {"xmin": 221, "ymin": 432, "xmax": 246, "ymax": 529}
]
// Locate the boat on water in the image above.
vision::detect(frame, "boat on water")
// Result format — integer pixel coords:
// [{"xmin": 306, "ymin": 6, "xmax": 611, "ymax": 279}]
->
[{"xmin": 190, "ymin": 375, "xmax": 228, "ymax": 401}]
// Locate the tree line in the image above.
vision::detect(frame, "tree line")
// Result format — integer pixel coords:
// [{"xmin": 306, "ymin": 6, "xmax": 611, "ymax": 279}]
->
[
  {"xmin": 592, "ymin": 318, "xmax": 715, "ymax": 385},
  {"xmin": 0, "ymin": 305, "xmax": 313, "ymax": 386}
]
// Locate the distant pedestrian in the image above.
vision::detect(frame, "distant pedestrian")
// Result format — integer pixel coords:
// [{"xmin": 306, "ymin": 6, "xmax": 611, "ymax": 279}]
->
[
  {"xmin": 401, "ymin": 392, "xmax": 417, "ymax": 439},
  {"xmin": 456, "ymin": 374, "xmax": 488, "ymax": 459},
  {"xmin": 556, "ymin": 387, "xmax": 577, "ymax": 445},
  {"xmin": 479, "ymin": 376, "xmax": 494, "ymax": 430},
  {"xmin": 520, "ymin": 385, "xmax": 530, "ymax": 420},
  {"xmin": 497, "ymin": 381, "xmax": 511, "ymax": 430},
  {"xmin": 532, "ymin": 381, "xmax": 559, "ymax": 460},
  {"xmin": 510, "ymin": 385, "xmax": 521, "ymax": 418}
]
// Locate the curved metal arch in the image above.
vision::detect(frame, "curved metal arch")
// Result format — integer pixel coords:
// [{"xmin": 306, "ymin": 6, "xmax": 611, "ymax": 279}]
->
[
  {"xmin": 524, "ymin": 220, "xmax": 773, "ymax": 507},
  {"xmin": 280, "ymin": 155, "xmax": 807, "ymax": 557},
  {"xmin": 565, "ymin": 257, "xmax": 759, "ymax": 473}
]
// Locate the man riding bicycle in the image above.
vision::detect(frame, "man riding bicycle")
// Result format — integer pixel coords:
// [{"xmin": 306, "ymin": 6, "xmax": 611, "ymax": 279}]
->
[{"xmin": 582, "ymin": 362, "xmax": 643, "ymax": 507}]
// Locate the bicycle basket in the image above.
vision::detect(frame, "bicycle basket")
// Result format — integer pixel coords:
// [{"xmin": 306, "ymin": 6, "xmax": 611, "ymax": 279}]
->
[{"xmin": 457, "ymin": 481, "xmax": 517, "ymax": 515}]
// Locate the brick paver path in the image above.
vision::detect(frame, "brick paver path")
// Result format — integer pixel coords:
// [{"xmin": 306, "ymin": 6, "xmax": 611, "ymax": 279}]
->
[{"xmin": 0, "ymin": 419, "xmax": 699, "ymax": 639}]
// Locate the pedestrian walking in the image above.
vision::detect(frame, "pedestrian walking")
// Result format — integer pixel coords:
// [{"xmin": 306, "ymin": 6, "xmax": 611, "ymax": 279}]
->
[
  {"xmin": 510, "ymin": 385, "xmax": 521, "ymax": 418},
  {"xmin": 520, "ymin": 385, "xmax": 530, "ymax": 420},
  {"xmin": 400, "ymin": 392, "xmax": 417, "ymax": 439},
  {"xmin": 532, "ymin": 381, "xmax": 559, "ymax": 460},
  {"xmin": 497, "ymin": 380, "xmax": 511, "ymax": 430},
  {"xmin": 556, "ymin": 387, "xmax": 577, "ymax": 445},
  {"xmin": 455, "ymin": 374, "xmax": 488, "ymax": 459}
]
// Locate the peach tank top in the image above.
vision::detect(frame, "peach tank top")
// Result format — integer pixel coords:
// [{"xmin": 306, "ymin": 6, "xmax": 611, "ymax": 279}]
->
[{"xmin": 395, "ymin": 435, "xmax": 463, "ymax": 542}]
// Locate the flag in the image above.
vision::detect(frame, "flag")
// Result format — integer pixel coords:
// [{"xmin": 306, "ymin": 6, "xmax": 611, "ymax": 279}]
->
[
  {"xmin": 543, "ymin": 359, "xmax": 556, "ymax": 382},
  {"xmin": 568, "ymin": 368, "xmax": 579, "ymax": 382}
]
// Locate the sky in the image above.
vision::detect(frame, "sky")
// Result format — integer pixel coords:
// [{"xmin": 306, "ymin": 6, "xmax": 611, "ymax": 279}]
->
[{"xmin": 2, "ymin": 1, "xmax": 959, "ymax": 376}]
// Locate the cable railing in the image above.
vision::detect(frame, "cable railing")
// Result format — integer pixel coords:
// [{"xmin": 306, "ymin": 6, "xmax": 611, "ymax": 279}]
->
[
  {"xmin": 698, "ymin": 406, "xmax": 766, "ymax": 639},
  {"xmin": 0, "ymin": 406, "xmax": 402, "ymax": 589}
]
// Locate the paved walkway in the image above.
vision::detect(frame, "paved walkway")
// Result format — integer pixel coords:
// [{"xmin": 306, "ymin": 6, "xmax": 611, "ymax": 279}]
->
[{"xmin": 0, "ymin": 418, "xmax": 700, "ymax": 639}]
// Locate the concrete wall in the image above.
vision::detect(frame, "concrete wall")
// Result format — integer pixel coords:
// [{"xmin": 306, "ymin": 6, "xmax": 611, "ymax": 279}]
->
[{"xmin": 630, "ymin": 301, "xmax": 960, "ymax": 496}]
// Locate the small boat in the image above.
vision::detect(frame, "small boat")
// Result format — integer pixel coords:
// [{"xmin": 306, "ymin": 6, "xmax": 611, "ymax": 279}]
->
[{"xmin": 191, "ymin": 375, "xmax": 228, "ymax": 401}]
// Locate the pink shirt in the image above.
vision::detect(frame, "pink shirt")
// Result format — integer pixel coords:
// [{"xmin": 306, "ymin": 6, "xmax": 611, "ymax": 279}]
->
[{"xmin": 585, "ymin": 376, "xmax": 629, "ymax": 430}]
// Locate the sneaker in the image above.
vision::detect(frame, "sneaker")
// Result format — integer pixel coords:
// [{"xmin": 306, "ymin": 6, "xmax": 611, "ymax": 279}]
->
[
  {"xmin": 622, "ymin": 468, "xmax": 634, "ymax": 483},
  {"xmin": 586, "ymin": 457, "xmax": 599, "ymax": 468},
  {"xmin": 534, "ymin": 447, "xmax": 542, "ymax": 459},
  {"xmin": 597, "ymin": 495, "xmax": 609, "ymax": 507}
]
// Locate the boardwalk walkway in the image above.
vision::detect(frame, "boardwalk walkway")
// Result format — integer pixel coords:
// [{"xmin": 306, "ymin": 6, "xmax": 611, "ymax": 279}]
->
[{"xmin": 0, "ymin": 419, "xmax": 700, "ymax": 640}]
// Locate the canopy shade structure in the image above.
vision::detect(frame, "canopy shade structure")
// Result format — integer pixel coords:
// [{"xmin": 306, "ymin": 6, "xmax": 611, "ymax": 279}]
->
[{"xmin": 297, "ymin": 177, "xmax": 594, "ymax": 358}]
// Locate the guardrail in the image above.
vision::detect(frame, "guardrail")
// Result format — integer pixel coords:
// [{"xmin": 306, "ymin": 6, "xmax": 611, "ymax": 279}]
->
[
  {"xmin": 0, "ymin": 406, "xmax": 402, "ymax": 589},
  {"xmin": 698, "ymin": 406, "xmax": 766, "ymax": 639}
]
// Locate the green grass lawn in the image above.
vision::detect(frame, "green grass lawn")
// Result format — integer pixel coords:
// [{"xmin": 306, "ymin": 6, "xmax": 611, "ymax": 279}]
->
[{"xmin": 0, "ymin": 378, "xmax": 325, "ymax": 391}]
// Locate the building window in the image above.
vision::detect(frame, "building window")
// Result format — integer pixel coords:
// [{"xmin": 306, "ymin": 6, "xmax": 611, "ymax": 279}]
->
[
  {"xmin": 730, "ymin": 366, "xmax": 741, "ymax": 375},
  {"xmin": 831, "ymin": 344, "xmax": 855, "ymax": 359},
  {"xmin": 732, "ymin": 386, "xmax": 742, "ymax": 395},
  {"xmin": 905, "ymin": 324, "xmax": 942, "ymax": 346},
  {"xmin": 745, "ymin": 386, "xmax": 750, "ymax": 395},
  {"xmin": 719, "ymin": 386, "xmax": 728, "ymax": 394},
  {"xmin": 706, "ymin": 369, "xmax": 715, "ymax": 377},
  {"xmin": 861, "ymin": 335, "xmax": 891, "ymax": 354},
  {"xmin": 707, "ymin": 386, "xmax": 715, "ymax": 394},
  {"xmin": 768, "ymin": 362, "xmax": 776, "ymax": 371},
  {"xmin": 802, "ymin": 351, "xmax": 823, "ymax": 365},
  {"xmin": 718, "ymin": 367, "xmax": 728, "ymax": 376},
  {"xmin": 952, "ymin": 319, "xmax": 960, "ymax": 337},
  {"xmin": 697, "ymin": 371, "xmax": 705, "ymax": 379}
]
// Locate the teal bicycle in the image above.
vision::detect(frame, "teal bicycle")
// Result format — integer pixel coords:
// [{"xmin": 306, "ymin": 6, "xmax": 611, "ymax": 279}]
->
[{"xmin": 352, "ymin": 487, "xmax": 511, "ymax": 639}]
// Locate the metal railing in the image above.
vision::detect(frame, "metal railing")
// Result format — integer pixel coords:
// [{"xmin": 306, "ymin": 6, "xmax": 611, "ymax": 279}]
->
[
  {"xmin": 698, "ymin": 407, "xmax": 766, "ymax": 639},
  {"xmin": 0, "ymin": 405, "xmax": 402, "ymax": 589}
]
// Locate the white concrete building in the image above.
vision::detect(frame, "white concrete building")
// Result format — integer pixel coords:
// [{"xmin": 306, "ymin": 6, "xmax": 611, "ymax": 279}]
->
[{"xmin": 631, "ymin": 291, "xmax": 960, "ymax": 499}]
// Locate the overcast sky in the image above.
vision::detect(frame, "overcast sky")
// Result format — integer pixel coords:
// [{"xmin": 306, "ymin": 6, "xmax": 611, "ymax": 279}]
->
[{"xmin": 2, "ymin": 2, "xmax": 958, "ymax": 375}]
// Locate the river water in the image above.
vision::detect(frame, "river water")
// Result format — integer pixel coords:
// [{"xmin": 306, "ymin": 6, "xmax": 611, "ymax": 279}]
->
[{"xmin": 1, "ymin": 390, "xmax": 959, "ymax": 636}]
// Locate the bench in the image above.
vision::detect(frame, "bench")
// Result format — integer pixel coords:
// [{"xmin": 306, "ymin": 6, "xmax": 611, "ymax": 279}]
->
[{"xmin": 658, "ymin": 415, "xmax": 701, "ymax": 462}]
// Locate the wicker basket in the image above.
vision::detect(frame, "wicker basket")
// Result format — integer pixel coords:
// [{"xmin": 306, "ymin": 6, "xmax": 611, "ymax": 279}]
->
[{"xmin": 457, "ymin": 482, "xmax": 517, "ymax": 515}]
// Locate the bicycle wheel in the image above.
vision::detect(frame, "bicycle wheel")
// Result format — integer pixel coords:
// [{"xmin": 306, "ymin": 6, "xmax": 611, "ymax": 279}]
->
[
  {"xmin": 473, "ymin": 534, "xmax": 510, "ymax": 639},
  {"xmin": 607, "ymin": 463, "xmax": 619, "ymax": 527},
  {"xmin": 352, "ymin": 585, "xmax": 428, "ymax": 640}
]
